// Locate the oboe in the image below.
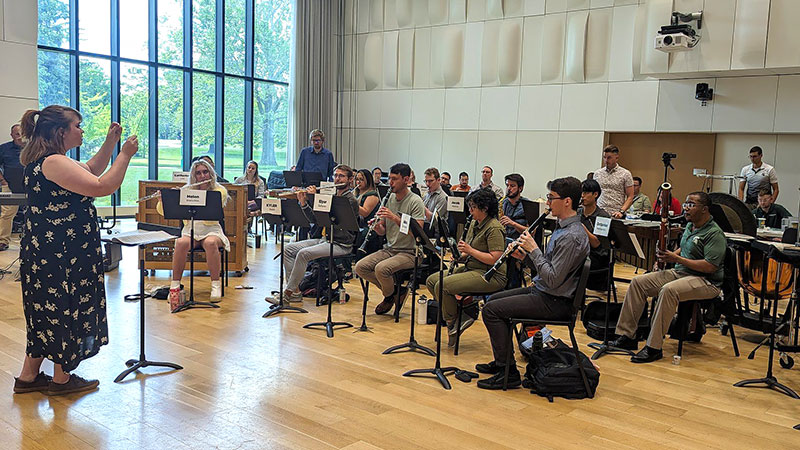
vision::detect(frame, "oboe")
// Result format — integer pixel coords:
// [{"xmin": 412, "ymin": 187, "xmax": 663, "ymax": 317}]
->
[
  {"xmin": 357, "ymin": 189, "xmax": 391, "ymax": 255},
  {"xmin": 483, "ymin": 209, "xmax": 550, "ymax": 282}
]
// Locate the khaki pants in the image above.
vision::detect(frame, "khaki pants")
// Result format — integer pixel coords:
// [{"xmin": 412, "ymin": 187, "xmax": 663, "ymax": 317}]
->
[
  {"xmin": 0, "ymin": 185, "xmax": 19, "ymax": 246},
  {"xmin": 354, "ymin": 249, "xmax": 416, "ymax": 298},
  {"xmin": 425, "ymin": 266, "xmax": 506, "ymax": 322},
  {"xmin": 615, "ymin": 269, "xmax": 720, "ymax": 349}
]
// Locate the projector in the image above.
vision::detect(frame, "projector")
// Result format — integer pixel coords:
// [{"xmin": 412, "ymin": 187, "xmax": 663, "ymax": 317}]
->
[
  {"xmin": 654, "ymin": 32, "xmax": 697, "ymax": 52},
  {"xmin": 654, "ymin": 12, "xmax": 702, "ymax": 53}
]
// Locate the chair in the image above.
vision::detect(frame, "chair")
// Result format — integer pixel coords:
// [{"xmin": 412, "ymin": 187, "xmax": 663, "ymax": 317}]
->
[
  {"xmin": 502, "ymin": 258, "xmax": 593, "ymax": 394},
  {"xmin": 189, "ymin": 245, "xmax": 229, "ymax": 295}
]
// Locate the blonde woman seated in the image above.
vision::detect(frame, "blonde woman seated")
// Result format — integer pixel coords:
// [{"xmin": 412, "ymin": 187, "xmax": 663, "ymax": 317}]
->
[
  {"xmin": 156, "ymin": 159, "xmax": 230, "ymax": 304},
  {"xmin": 234, "ymin": 160, "xmax": 266, "ymax": 198}
]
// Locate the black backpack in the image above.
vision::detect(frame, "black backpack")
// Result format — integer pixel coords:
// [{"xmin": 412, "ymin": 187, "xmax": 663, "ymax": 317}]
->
[{"xmin": 522, "ymin": 340, "xmax": 600, "ymax": 402}]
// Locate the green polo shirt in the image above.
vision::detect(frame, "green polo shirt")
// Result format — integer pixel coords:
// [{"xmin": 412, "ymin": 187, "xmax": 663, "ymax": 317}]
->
[
  {"xmin": 752, "ymin": 203, "xmax": 792, "ymax": 229},
  {"xmin": 674, "ymin": 218, "xmax": 726, "ymax": 285},
  {"xmin": 464, "ymin": 216, "xmax": 507, "ymax": 283}
]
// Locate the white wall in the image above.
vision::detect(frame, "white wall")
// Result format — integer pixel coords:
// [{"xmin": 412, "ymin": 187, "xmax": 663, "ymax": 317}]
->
[
  {"xmin": 0, "ymin": 0, "xmax": 39, "ymax": 131},
  {"xmin": 338, "ymin": 0, "xmax": 800, "ymax": 201}
]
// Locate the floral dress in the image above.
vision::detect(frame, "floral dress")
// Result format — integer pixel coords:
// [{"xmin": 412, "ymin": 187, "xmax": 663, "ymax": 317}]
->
[{"xmin": 20, "ymin": 156, "xmax": 108, "ymax": 372}]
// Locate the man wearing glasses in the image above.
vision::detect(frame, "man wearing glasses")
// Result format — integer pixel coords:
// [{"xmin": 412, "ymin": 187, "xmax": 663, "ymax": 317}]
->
[
  {"xmin": 422, "ymin": 167, "xmax": 449, "ymax": 233},
  {"xmin": 476, "ymin": 177, "xmax": 590, "ymax": 389},
  {"xmin": 610, "ymin": 192, "xmax": 726, "ymax": 363},
  {"xmin": 738, "ymin": 146, "xmax": 778, "ymax": 209}
]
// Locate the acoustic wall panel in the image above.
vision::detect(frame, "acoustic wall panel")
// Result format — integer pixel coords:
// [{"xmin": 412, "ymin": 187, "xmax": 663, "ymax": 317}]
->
[
  {"xmin": 668, "ymin": 0, "xmax": 702, "ymax": 73},
  {"xmin": 766, "ymin": 0, "xmax": 800, "ymax": 69},
  {"xmin": 356, "ymin": 91, "xmax": 382, "ymax": 128},
  {"xmin": 413, "ymin": 0, "xmax": 430, "ymax": 26},
  {"xmin": 559, "ymin": 82, "xmax": 608, "ymax": 131},
  {"xmin": 631, "ymin": 3, "xmax": 647, "ymax": 80},
  {"xmin": 731, "ymin": 0, "xmax": 769, "ymax": 70},
  {"xmin": 396, "ymin": 0, "xmax": 415, "ymax": 28},
  {"xmin": 397, "ymin": 30, "xmax": 415, "ymax": 88},
  {"xmin": 382, "ymin": 31, "xmax": 399, "ymax": 88},
  {"xmin": 639, "ymin": 0, "xmax": 671, "ymax": 75},
  {"xmin": 0, "ymin": 43, "xmax": 36, "ymax": 100},
  {"xmin": 498, "ymin": 19, "xmax": 523, "ymax": 85},
  {"xmin": 546, "ymin": 0, "xmax": 567, "ymax": 13},
  {"xmin": 481, "ymin": 21, "xmax": 501, "ymax": 86},
  {"xmin": 0, "ymin": 97, "xmax": 37, "ymax": 139},
  {"xmin": 525, "ymin": 0, "xmax": 546, "ymax": 16},
  {"xmin": 567, "ymin": 0, "xmax": 590, "ymax": 10},
  {"xmin": 514, "ymin": 131, "xmax": 559, "ymax": 199},
  {"xmin": 521, "ymin": 15, "xmax": 545, "ymax": 84},
  {"xmin": 363, "ymin": 33, "xmax": 383, "ymax": 90},
  {"xmin": 370, "ymin": 0, "xmax": 384, "ymax": 31},
  {"xmin": 540, "ymin": 13, "xmax": 566, "ymax": 83},
  {"xmin": 344, "ymin": 0, "xmax": 355, "ymax": 35},
  {"xmin": 380, "ymin": 90, "xmax": 412, "ymax": 128},
  {"xmin": 713, "ymin": 134, "xmax": 777, "ymax": 192},
  {"xmin": 774, "ymin": 76, "xmax": 800, "ymax": 133},
  {"xmin": 410, "ymin": 89, "xmax": 446, "ymax": 129},
  {"xmin": 378, "ymin": 130, "xmax": 411, "ymax": 168},
  {"xmin": 429, "ymin": 0, "xmax": 449, "ymax": 25},
  {"xmin": 605, "ymin": 80, "xmax": 658, "ymax": 131},
  {"xmin": 354, "ymin": 129, "xmax": 380, "ymax": 170},
  {"xmin": 343, "ymin": 35, "xmax": 355, "ymax": 90},
  {"xmin": 555, "ymin": 132, "xmax": 605, "ymax": 179},
  {"xmin": 413, "ymin": 27, "xmax": 431, "ymax": 88},
  {"xmin": 479, "ymin": 86, "xmax": 521, "ymax": 130},
  {"xmin": 441, "ymin": 131, "xmax": 479, "ymax": 177},
  {"xmin": 655, "ymin": 78, "xmax": 715, "ymax": 132},
  {"xmin": 450, "ymin": 0, "xmax": 467, "ymax": 23},
  {"xmin": 467, "ymin": 0, "xmax": 487, "ymax": 22},
  {"xmin": 591, "ymin": 0, "xmax": 614, "ymax": 7},
  {"xmin": 384, "ymin": 0, "xmax": 398, "ymax": 30},
  {"xmin": 339, "ymin": 92, "xmax": 353, "ymax": 128},
  {"xmin": 504, "ymin": 0, "xmax": 524, "ymax": 17},
  {"xmin": 409, "ymin": 130, "xmax": 444, "ymax": 171},
  {"xmin": 439, "ymin": 25, "xmax": 465, "ymax": 87},
  {"xmin": 517, "ymin": 85, "xmax": 563, "ymax": 131},
  {"xmin": 430, "ymin": 27, "xmax": 445, "ymax": 87},
  {"xmin": 697, "ymin": 0, "xmax": 734, "ymax": 72},
  {"xmin": 477, "ymin": 131, "xmax": 518, "ymax": 181},
  {"xmin": 444, "ymin": 88, "xmax": 482, "ymax": 129},
  {"xmin": 463, "ymin": 22, "xmax": 484, "ymax": 87},
  {"xmin": 357, "ymin": 0, "xmax": 371, "ymax": 33},
  {"xmin": 608, "ymin": 4, "xmax": 637, "ymax": 81},
  {"xmin": 564, "ymin": 11, "xmax": 589, "ymax": 83},
  {"xmin": 613, "ymin": 0, "xmax": 637, "ymax": 5},
  {"xmin": 487, "ymin": 0, "xmax": 504, "ymax": 19},
  {"xmin": 584, "ymin": 7, "xmax": 612, "ymax": 82},
  {"xmin": 712, "ymin": 76, "xmax": 778, "ymax": 133}
]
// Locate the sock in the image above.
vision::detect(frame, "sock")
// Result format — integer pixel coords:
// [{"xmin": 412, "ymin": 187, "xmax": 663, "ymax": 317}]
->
[
  {"xmin": 211, "ymin": 280, "xmax": 221, "ymax": 289},
  {"xmin": 170, "ymin": 280, "xmax": 181, "ymax": 290}
]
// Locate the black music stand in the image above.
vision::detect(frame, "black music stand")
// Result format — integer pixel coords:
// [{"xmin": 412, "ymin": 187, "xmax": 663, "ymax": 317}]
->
[
  {"xmin": 302, "ymin": 171, "xmax": 324, "ymax": 187},
  {"xmin": 303, "ymin": 195, "xmax": 358, "ymax": 337},
  {"xmin": 263, "ymin": 199, "xmax": 308, "ymax": 318},
  {"xmin": 354, "ymin": 278, "xmax": 373, "ymax": 333},
  {"xmin": 283, "ymin": 170, "xmax": 303, "ymax": 188},
  {"xmin": 384, "ymin": 218, "xmax": 436, "ymax": 356},
  {"xmin": 161, "ymin": 189, "xmax": 223, "ymax": 313},
  {"xmin": 734, "ymin": 241, "xmax": 800, "ymax": 399},
  {"xmin": 106, "ymin": 226, "xmax": 183, "ymax": 382},
  {"xmin": 521, "ymin": 199, "xmax": 545, "ymax": 246},
  {"xmin": 587, "ymin": 219, "xmax": 638, "ymax": 360},
  {"xmin": 403, "ymin": 222, "xmax": 460, "ymax": 389}
]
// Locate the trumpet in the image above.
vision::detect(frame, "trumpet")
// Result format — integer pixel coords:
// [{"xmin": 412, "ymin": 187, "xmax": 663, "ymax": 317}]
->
[
  {"xmin": 357, "ymin": 189, "xmax": 392, "ymax": 255},
  {"xmin": 136, "ymin": 179, "xmax": 213, "ymax": 203},
  {"xmin": 483, "ymin": 209, "xmax": 550, "ymax": 282}
]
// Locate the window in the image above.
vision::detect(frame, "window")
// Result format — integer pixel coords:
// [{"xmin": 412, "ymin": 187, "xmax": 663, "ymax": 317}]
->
[{"xmin": 37, "ymin": 0, "xmax": 294, "ymax": 206}]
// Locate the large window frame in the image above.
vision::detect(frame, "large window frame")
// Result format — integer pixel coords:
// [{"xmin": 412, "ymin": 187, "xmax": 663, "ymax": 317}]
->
[{"xmin": 37, "ymin": 0, "xmax": 292, "ymax": 205}]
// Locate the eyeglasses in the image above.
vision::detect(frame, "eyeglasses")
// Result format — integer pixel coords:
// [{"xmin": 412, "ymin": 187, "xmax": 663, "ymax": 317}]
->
[
  {"xmin": 546, "ymin": 195, "xmax": 563, "ymax": 202},
  {"xmin": 682, "ymin": 202, "xmax": 696, "ymax": 208}
]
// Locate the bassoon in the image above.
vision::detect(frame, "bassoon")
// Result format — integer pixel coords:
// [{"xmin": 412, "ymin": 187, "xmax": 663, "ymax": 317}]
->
[{"xmin": 657, "ymin": 182, "xmax": 672, "ymax": 270}]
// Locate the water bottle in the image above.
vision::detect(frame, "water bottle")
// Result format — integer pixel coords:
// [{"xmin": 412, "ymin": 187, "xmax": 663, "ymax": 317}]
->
[
  {"xmin": 417, "ymin": 296, "xmax": 428, "ymax": 325},
  {"xmin": 532, "ymin": 331, "xmax": 543, "ymax": 352},
  {"xmin": 338, "ymin": 286, "xmax": 347, "ymax": 304}
]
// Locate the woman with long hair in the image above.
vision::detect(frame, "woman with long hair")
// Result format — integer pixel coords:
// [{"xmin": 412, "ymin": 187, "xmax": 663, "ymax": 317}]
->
[
  {"xmin": 156, "ymin": 159, "xmax": 230, "ymax": 308},
  {"xmin": 13, "ymin": 105, "xmax": 138, "ymax": 395},
  {"xmin": 353, "ymin": 168, "xmax": 379, "ymax": 223},
  {"xmin": 234, "ymin": 160, "xmax": 265, "ymax": 197}
]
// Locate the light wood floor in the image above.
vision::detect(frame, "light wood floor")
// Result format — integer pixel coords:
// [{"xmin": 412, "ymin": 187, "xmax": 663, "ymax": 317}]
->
[{"xmin": 1, "ymin": 220, "xmax": 799, "ymax": 449}]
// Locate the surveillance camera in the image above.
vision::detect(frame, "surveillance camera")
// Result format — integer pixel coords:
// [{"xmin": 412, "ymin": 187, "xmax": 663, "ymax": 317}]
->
[{"xmin": 695, "ymin": 83, "xmax": 713, "ymax": 106}]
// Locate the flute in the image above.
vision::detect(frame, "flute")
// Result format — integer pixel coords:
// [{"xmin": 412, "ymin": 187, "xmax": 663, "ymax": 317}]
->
[
  {"xmin": 274, "ymin": 183, "xmax": 349, "ymax": 198},
  {"xmin": 136, "ymin": 179, "xmax": 213, "ymax": 203}
]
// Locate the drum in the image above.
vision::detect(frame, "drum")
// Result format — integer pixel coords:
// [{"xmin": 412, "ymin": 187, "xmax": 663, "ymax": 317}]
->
[{"xmin": 736, "ymin": 248, "xmax": 795, "ymax": 299}]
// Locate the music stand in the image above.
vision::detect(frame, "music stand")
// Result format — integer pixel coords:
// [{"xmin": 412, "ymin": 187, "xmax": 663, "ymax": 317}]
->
[
  {"xmin": 160, "ymin": 189, "xmax": 223, "ymax": 313},
  {"xmin": 283, "ymin": 170, "xmax": 303, "ymax": 188},
  {"xmin": 377, "ymin": 184, "xmax": 390, "ymax": 199},
  {"xmin": 262, "ymin": 199, "xmax": 308, "ymax": 317},
  {"xmin": 105, "ymin": 226, "xmax": 183, "ymax": 382},
  {"xmin": 383, "ymin": 218, "xmax": 436, "ymax": 356},
  {"xmin": 3, "ymin": 167, "xmax": 24, "ymax": 193},
  {"xmin": 303, "ymin": 195, "xmax": 359, "ymax": 337},
  {"xmin": 587, "ymin": 219, "xmax": 638, "ymax": 360},
  {"xmin": 403, "ymin": 221, "xmax": 460, "ymax": 389},
  {"xmin": 301, "ymin": 171, "xmax": 324, "ymax": 187}
]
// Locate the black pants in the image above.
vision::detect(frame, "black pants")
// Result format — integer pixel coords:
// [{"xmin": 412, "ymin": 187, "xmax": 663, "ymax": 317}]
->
[{"xmin": 482, "ymin": 287, "xmax": 572, "ymax": 365}]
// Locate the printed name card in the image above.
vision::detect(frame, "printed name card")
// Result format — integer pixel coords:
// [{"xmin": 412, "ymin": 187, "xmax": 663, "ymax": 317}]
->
[
  {"xmin": 313, "ymin": 194, "xmax": 333, "ymax": 212},
  {"xmin": 447, "ymin": 196, "xmax": 465, "ymax": 212},
  {"xmin": 262, "ymin": 198, "xmax": 281, "ymax": 215},
  {"xmin": 399, "ymin": 213, "xmax": 411, "ymax": 235},
  {"xmin": 594, "ymin": 217, "xmax": 611, "ymax": 237},
  {"xmin": 180, "ymin": 189, "xmax": 207, "ymax": 206},
  {"xmin": 172, "ymin": 171, "xmax": 190, "ymax": 183},
  {"xmin": 319, "ymin": 181, "xmax": 336, "ymax": 195}
]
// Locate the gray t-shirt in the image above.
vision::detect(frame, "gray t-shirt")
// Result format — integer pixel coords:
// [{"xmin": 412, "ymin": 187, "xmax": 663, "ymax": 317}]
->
[
  {"xmin": 385, "ymin": 191, "xmax": 425, "ymax": 251},
  {"xmin": 423, "ymin": 186, "xmax": 448, "ymax": 224}
]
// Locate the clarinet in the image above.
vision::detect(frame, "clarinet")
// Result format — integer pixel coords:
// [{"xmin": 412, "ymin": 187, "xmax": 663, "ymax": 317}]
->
[
  {"xmin": 448, "ymin": 215, "xmax": 473, "ymax": 275},
  {"xmin": 357, "ymin": 189, "xmax": 391, "ymax": 255},
  {"xmin": 483, "ymin": 210, "xmax": 550, "ymax": 282}
]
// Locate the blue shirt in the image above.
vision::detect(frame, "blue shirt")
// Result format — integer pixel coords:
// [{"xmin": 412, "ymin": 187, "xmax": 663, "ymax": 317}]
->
[
  {"xmin": 527, "ymin": 214, "xmax": 590, "ymax": 298},
  {"xmin": 0, "ymin": 141, "xmax": 23, "ymax": 172},
  {"xmin": 295, "ymin": 146, "xmax": 336, "ymax": 181}
]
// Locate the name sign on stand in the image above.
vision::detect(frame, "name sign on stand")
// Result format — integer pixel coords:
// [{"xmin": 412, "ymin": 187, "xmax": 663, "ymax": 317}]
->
[
  {"xmin": 594, "ymin": 217, "xmax": 611, "ymax": 237},
  {"xmin": 172, "ymin": 171, "xmax": 190, "ymax": 183},
  {"xmin": 313, "ymin": 194, "xmax": 333, "ymax": 212},
  {"xmin": 319, "ymin": 181, "xmax": 336, "ymax": 195},
  {"xmin": 447, "ymin": 196, "xmax": 465, "ymax": 212},
  {"xmin": 262, "ymin": 198, "xmax": 281, "ymax": 215},
  {"xmin": 180, "ymin": 189, "xmax": 207, "ymax": 206},
  {"xmin": 399, "ymin": 213, "xmax": 411, "ymax": 235}
]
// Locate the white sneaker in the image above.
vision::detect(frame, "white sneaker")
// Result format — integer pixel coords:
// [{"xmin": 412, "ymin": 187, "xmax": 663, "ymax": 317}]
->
[{"xmin": 210, "ymin": 282, "xmax": 222, "ymax": 302}]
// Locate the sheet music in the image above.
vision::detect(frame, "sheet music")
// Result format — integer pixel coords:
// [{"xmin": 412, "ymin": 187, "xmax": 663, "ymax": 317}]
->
[
  {"xmin": 628, "ymin": 232, "xmax": 645, "ymax": 259},
  {"xmin": 104, "ymin": 230, "xmax": 176, "ymax": 246}
]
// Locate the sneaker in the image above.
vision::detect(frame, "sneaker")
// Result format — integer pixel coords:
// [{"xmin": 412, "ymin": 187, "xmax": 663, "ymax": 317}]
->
[
  {"xmin": 287, "ymin": 291, "xmax": 303, "ymax": 303},
  {"xmin": 13, "ymin": 372, "xmax": 52, "ymax": 394},
  {"xmin": 47, "ymin": 374, "xmax": 99, "ymax": 396},
  {"xmin": 448, "ymin": 313, "xmax": 474, "ymax": 335},
  {"xmin": 475, "ymin": 361, "xmax": 504, "ymax": 375},
  {"xmin": 476, "ymin": 368, "xmax": 521, "ymax": 390},
  {"xmin": 168, "ymin": 288, "xmax": 183, "ymax": 313},
  {"xmin": 210, "ymin": 282, "xmax": 222, "ymax": 302}
]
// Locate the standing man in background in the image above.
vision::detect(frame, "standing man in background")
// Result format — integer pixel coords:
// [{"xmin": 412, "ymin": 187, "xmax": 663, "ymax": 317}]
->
[
  {"xmin": 470, "ymin": 166, "xmax": 504, "ymax": 200},
  {"xmin": 0, "ymin": 124, "xmax": 24, "ymax": 251},
  {"xmin": 739, "ymin": 146, "xmax": 778, "ymax": 209},
  {"xmin": 594, "ymin": 145, "xmax": 634, "ymax": 219},
  {"xmin": 295, "ymin": 129, "xmax": 336, "ymax": 181}
]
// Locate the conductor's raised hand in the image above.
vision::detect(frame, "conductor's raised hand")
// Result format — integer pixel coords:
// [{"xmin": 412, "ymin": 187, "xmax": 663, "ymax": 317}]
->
[
  {"xmin": 120, "ymin": 135, "xmax": 138, "ymax": 157},
  {"xmin": 106, "ymin": 122, "xmax": 122, "ymax": 143}
]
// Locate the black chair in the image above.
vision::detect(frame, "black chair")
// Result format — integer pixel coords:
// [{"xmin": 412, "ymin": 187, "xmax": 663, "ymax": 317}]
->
[
  {"xmin": 502, "ymin": 258, "xmax": 593, "ymax": 394},
  {"xmin": 189, "ymin": 245, "xmax": 229, "ymax": 295},
  {"xmin": 674, "ymin": 299, "xmax": 738, "ymax": 358}
]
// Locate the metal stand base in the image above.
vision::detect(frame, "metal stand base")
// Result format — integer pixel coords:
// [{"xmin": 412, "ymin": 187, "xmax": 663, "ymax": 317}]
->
[
  {"xmin": 303, "ymin": 321, "xmax": 353, "ymax": 338},
  {"xmin": 172, "ymin": 300, "xmax": 219, "ymax": 313},
  {"xmin": 263, "ymin": 303, "xmax": 307, "ymax": 318},
  {"xmin": 384, "ymin": 339, "xmax": 435, "ymax": 356},
  {"xmin": 115, "ymin": 359, "xmax": 183, "ymax": 383},
  {"xmin": 588, "ymin": 342, "xmax": 635, "ymax": 360},
  {"xmin": 354, "ymin": 279, "xmax": 373, "ymax": 333},
  {"xmin": 403, "ymin": 366, "xmax": 459, "ymax": 390},
  {"xmin": 733, "ymin": 376, "xmax": 800, "ymax": 399}
]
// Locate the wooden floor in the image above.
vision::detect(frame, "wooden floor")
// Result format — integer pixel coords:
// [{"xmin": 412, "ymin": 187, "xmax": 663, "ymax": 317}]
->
[{"xmin": 1, "ymin": 220, "xmax": 800, "ymax": 449}]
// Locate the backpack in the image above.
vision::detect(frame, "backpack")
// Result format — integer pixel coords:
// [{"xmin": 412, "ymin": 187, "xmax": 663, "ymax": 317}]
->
[
  {"xmin": 522, "ymin": 340, "xmax": 600, "ymax": 402},
  {"xmin": 582, "ymin": 300, "xmax": 650, "ymax": 342}
]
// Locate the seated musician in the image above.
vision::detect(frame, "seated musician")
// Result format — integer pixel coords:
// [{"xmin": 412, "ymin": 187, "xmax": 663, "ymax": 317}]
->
[
  {"xmin": 752, "ymin": 187, "xmax": 791, "ymax": 229},
  {"xmin": 425, "ymin": 188, "xmax": 507, "ymax": 347},
  {"xmin": 354, "ymin": 163, "xmax": 425, "ymax": 315},
  {"xmin": 477, "ymin": 177, "xmax": 589, "ymax": 390},
  {"xmin": 610, "ymin": 192, "xmax": 726, "ymax": 363},
  {"xmin": 422, "ymin": 167, "xmax": 448, "ymax": 234},
  {"xmin": 499, "ymin": 173, "xmax": 528, "ymax": 288},
  {"xmin": 579, "ymin": 179, "xmax": 611, "ymax": 290},
  {"xmin": 266, "ymin": 165, "xmax": 359, "ymax": 304},
  {"xmin": 156, "ymin": 159, "xmax": 229, "ymax": 305},
  {"xmin": 353, "ymin": 168, "xmax": 379, "ymax": 225},
  {"xmin": 451, "ymin": 171, "xmax": 471, "ymax": 193}
]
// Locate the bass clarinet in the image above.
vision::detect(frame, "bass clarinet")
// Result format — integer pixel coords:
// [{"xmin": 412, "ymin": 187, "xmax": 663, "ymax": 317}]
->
[
  {"xmin": 656, "ymin": 182, "xmax": 672, "ymax": 270},
  {"xmin": 357, "ymin": 189, "xmax": 392, "ymax": 255},
  {"xmin": 483, "ymin": 209, "xmax": 550, "ymax": 282}
]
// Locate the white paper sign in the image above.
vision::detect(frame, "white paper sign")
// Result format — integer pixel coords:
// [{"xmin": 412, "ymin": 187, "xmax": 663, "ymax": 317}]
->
[
  {"xmin": 180, "ymin": 189, "xmax": 207, "ymax": 206},
  {"xmin": 399, "ymin": 213, "xmax": 411, "ymax": 235},
  {"xmin": 172, "ymin": 171, "xmax": 190, "ymax": 183},
  {"xmin": 313, "ymin": 194, "xmax": 333, "ymax": 212},
  {"xmin": 262, "ymin": 198, "xmax": 281, "ymax": 216},
  {"xmin": 628, "ymin": 232, "xmax": 645, "ymax": 259},
  {"xmin": 447, "ymin": 196, "xmax": 465, "ymax": 212},
  {"xmin": 419, "ymin": 186, "xmax": 429, "ymax": 198},
  {"xmin": 319, "ymin": 181, "xmax": 336, "ymax": 195},
  {"xmin": 594, "ymin": 217, "xmax": 611, "ymax": 237}
]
